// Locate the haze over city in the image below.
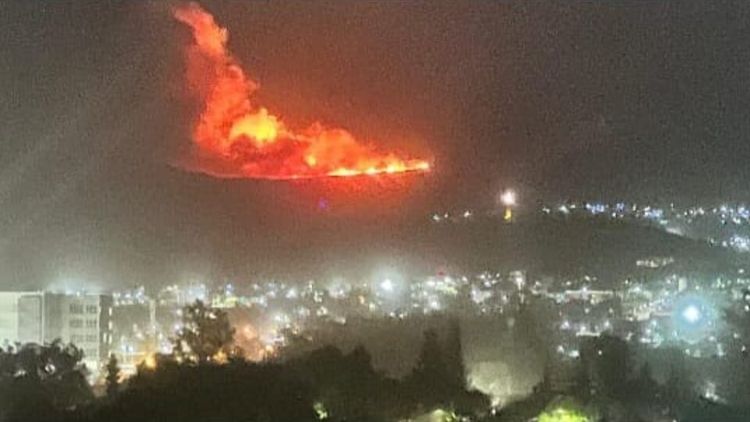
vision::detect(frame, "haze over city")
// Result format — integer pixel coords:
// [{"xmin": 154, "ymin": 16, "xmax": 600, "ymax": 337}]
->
[{"xmin": 3, "ymin": 1, "xmax": 750, "ymax": 288}]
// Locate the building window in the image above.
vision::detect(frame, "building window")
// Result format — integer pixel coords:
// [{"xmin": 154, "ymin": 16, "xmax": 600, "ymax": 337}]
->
[
  {"xmin": 85, "ymin": 349, "xmax": 97, "ymax": 358},
  {"xmin": 85, "ymin": 319, "xmax": 97, "ymax": 329},
  {"xmin": 86, "ymin": 305, "xmax": 98, "ymax": 314},
  {"xmin": 86, "ymin": 334, "xmax": 98, "ymax": 343},
  {"xmin": 69, "ymin": 304, "xmax": 84, "ymax": 314},
  {"xmin": 71, "ymin": 334, "xmax": 85, "ymax": 343},
  {"xmin": 69, "ymin": 319, "xmax": 83, "ymax": 328}
]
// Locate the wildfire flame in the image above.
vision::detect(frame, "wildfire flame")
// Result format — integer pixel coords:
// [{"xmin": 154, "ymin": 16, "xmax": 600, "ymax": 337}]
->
[{"xmin": 173, "ymin": 3, "xmax": 430, "ymax": 180}]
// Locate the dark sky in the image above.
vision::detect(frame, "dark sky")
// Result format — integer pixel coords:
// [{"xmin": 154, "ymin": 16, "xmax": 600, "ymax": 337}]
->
[{"xmin": 1, "ymin": 1, "xmax": 750, "ymax": 288}]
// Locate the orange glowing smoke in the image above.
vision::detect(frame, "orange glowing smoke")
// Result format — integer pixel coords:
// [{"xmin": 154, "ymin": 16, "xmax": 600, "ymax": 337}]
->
[{"xmin": 173, "ymin": 3, "xmax": 430, "ymax": 180}]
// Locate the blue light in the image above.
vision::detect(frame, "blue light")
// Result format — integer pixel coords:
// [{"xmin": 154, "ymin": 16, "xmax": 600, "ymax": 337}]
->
[
  {"xmin": 681, "ymin": 305, "xmax": 701, "ymax": 324},
  {"xmin": 671, "ymin": 295, "xmax": 716, "ymax": 343}
]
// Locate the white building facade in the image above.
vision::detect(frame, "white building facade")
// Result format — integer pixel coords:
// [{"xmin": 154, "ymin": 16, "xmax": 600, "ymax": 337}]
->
[{"xmin": 0, "ymin": 291, "xmax": 113, "ymax": 373}]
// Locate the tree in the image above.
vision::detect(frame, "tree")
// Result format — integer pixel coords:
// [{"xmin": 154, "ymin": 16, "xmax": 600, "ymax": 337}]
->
[
  {"xmin": 573, "ymin": 359, "xmax": 592, "ymax": 400},
  {"xmin": 630, "ymin": 362, "xmax": 659, "ymax": 403},
  {"xmin": 101, "ymin": 361, "xmax": 318, "ymax": 422},
  {"xmin": 105, "ymin": 354, "xmax": 120, "ymax": 399},
  {"xmin": 443, "ymin": 319, "xmax": 466, "ymax": 391},
  {"xmin": 663, "ymin": 352, "xmax": 693, "ymax": 412},
  {"xmin": 537, "ymin": 407, "xmax": 590, "ymax": 422},
  {"xmin": 288, "ymin": 345, "xmax": 386, "ymax": 421},
  {"xmin": 580, "ymin": 334, "xmax": 631, "ymax": 399},
  {"xmin": 173, "ymin": 300, "xmax": 236, "ymax": 364},
  {"xmin": 407, "ymin": 329, "xmax": 452, "ymax": 407},
  {"xmin": 724, "ymin": 303, "xmax": 750, "ymax": 394},
  {"xmin": 0, "ymin": 340, "xmax": 93, "ymax": 421}
]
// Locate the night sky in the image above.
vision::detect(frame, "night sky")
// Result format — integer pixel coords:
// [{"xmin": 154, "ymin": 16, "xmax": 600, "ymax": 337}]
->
[{"xmin": 2, "ymin": 1, "xmax": 750, "ymax": 288}]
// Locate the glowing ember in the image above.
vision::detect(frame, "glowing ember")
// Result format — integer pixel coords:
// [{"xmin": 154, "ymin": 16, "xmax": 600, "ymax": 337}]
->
[{"xmin": 173, "ymin": 3, "xmax": 430, "ymax": 180}]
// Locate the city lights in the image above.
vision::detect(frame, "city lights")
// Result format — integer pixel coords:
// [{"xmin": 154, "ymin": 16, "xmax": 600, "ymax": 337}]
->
[
  {"xmin": 682, "ymin": 304, "xmax": 702, "ymax": 324},
  {"xmin": 500, "ymin": 189, "xmax": 517, "ymax": 207},
  {"xmin": 671, "ymin": 294, "xmax": 720, "ymax": 344},
  {"xmin": 5, "ymin": 1, "xmax": 750, "ymax": 420},
  {"xmin": 538, "ymin": 407, "xmax": 589, "ymax": 422},
  {"xmin": 380, "ymin": 279, "xmax": 395, "ymax": 293}
]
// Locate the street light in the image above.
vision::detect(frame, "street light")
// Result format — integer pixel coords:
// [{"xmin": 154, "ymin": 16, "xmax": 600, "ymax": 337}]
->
[
  {"xmin": 682, "ymin": 305, "xmax": 702, "ymax": 324},
  {"xmin": 500, "ymin": 189, "xmax": 517, "ymax": 221},
  {"xmin": 380, "ymin": 279, "xmax": 395, "ymax": 293},
  {"xmin": 500, "ymin": 189, "xmax": 517, "ymax": 206}
]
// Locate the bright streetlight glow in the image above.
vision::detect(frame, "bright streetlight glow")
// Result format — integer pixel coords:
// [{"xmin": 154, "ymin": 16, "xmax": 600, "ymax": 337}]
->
[
  {"xmin": 500, "ymin": 189, "xmax": 517, "ymax": 206},
  {"xmin": 380, "ymin": 279, "xmax": 395, "ymax": 292},
  {"xmin": 538, "ymin": 407, "xmax": 589, "ymax": 422},
  {"xmin": 682, "ymin": 305, "xmax": 702, "ymax": 324}
]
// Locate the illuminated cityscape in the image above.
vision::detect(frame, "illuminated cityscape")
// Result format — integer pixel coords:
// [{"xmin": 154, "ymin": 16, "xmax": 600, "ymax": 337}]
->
[
  {"xmin": 3, "ymin": 198, "xmax": 750, "ymax": 409},
  {"xmin": 2, "ymin": 196, "xmax": 750, "ymax": 419}
]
